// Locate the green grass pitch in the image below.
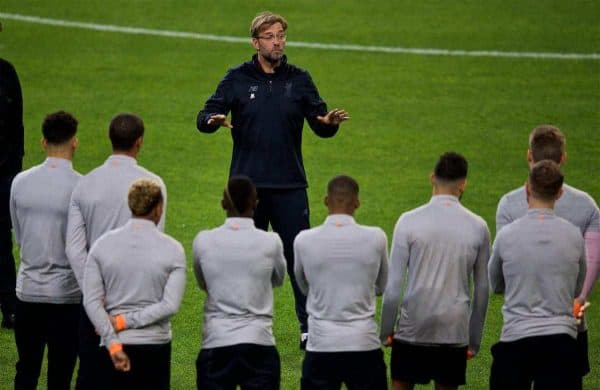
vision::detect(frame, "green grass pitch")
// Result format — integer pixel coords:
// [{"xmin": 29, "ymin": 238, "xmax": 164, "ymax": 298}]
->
[{"xmin": 0, "ymin": 1, "xmax": 598, "ymax": 388}]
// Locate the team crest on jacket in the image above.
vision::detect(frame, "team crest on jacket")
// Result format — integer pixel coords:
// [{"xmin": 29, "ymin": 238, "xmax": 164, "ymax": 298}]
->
[{"xmin": 249, "ymin": 85, "xmax": 258, "ymax": 100}]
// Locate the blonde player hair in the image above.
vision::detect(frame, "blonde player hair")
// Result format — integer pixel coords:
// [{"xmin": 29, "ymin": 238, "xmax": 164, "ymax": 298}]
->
[
  {"xmin": 128, "ymin": 179, "xmax": 163, "ymax": 217},
  {"xmin": 250, "ymin": 11, "xmax": 288, "ymax": 37}
]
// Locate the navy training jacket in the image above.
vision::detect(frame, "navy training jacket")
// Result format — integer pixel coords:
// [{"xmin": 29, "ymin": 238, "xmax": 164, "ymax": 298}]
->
[{"xmin": 197, "ymin": 55, "xmax": 338, "ymax": 189}]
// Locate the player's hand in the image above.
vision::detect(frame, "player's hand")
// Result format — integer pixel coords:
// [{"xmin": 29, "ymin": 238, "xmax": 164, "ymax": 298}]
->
[
  {"xmin": 317, "ymin": 109, "xmax": 350, "ymax": 125},
  {"xmin": 383, "ymin": 335, "xmax": 393, "ymax": 347},
  {"xmin": 573, "ymin": 298, "xmax": 591, "ymax": 325},
  {"xmin": 207, "ymin": 114, "xmax": 233, "ymax": 129},
  {"xmin": 111, "ymin": 350, "xmax": 131, "ymax": 372},
  {"xmin": 467, "ymin": 349, "xmax": 475, "ymax": 360}
]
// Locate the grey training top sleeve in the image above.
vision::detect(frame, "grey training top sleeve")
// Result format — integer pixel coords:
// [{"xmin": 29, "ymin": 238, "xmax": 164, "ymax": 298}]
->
[
  {"xmin": 83, "ymin": 252, "xmax": 121, "ymax": 347},
  {"xmin": 66, "ymin": 187, "xmax": 89, "ymax": 287},
  {"xmin": 379, "ymin": 216, "xmax": 409, "ymax": 342},
  {"xmin": 122, "ymin": 251, "xmax": 186, "ymax": 329},
  {"xmin": 469, "ymin": 225, "xmax": 491, "ymax": 353}
]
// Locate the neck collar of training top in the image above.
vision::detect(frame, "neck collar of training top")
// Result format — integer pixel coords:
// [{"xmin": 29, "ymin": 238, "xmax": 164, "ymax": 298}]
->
[
  {"xmin": 128, "ymin": 217, "xmax": 157, "ymax": 230},
  {"xmin": 225, "ymin": 217, "xmax": 255, "ymax": 230},
  {"xmin": 324, "ymin": 214, "xmax": 356, "ymax": 227},
  {"xmin": 430, "ymin": 194, "xmax": 460, "ymax": 204},
  {"xmin": 107, "ymin": 154, "xmax": 137, "ymax": 165},
  {"xmin": 252, "ymin": 54, "xmax": 288, "ymax": 75},
  {"xmin": 526, "ymin": 208, "xmax": 555, "ymax": 217},
  {"xmin": 44, "ymin": 157, "xmax": 73, "ymax": 168}
]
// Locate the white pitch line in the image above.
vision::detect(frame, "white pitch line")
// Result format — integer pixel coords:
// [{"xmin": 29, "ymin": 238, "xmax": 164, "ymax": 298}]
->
[{"xmin": 2, "ymin": 12, "xmax": 599, "ymax": 60}]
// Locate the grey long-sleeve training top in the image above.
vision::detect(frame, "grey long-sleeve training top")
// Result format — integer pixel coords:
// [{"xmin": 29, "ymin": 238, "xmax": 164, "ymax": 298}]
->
[
  {"xmin": 10, "ymin": 157, "xmax": 81, "ymax": 303},
  {"xmin": 380, "ymin": 195, "xmax": 491, "ymax": 354},
  {"xmin": 66, "ymin": 154, "xmax": 166, "ymax": 287},
  {"xmin": 83, "ymin": 218, "xmax": 186, "ymax": 349},
  {"xmin": 489, "ymin": 209, "xmax": 586, "ymax": 341},
  {"xmin": 193, "ymin": 217, "xmax": 286, "ymax": 349},
  {"xmin": 496, "ymin": 184, "xmax": 600, "ymax": 302},
  {"xmin": 294, "ymin": 214, "xmax": 388, "ymax": 352}
]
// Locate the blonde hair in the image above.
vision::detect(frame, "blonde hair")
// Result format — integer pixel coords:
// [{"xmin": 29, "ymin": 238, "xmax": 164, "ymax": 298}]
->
[
  {"xmin": 128, "ymin": 179, "xmax": 163, "ymax": 217},
  {"xmin": 250, "ymin": 11, "xmax": 288, "ymax": 37}
]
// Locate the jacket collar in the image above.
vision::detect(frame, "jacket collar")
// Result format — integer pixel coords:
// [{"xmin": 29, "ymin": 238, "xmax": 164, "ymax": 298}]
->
[{"xmin": 251, "ymin": 54, "xmax": 288, "ymax": 76}]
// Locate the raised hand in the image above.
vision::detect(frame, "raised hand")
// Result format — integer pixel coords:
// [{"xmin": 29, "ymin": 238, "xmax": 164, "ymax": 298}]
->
[
  {"xmin": 317, "ymin": 109, "xmax": 350, "ymax": 126},
  {"xmin": 207, "ymin": 114, "xmax": 233, "ymax": 129}
]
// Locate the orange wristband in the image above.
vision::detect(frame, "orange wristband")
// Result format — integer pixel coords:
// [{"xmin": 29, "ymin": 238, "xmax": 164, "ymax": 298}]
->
[
  {"xmin": 573, "ymin": 301, "xmax": 582, "ymax": 317},
  {"xmin": 114, "ymin": 314, "xmax": 127, "ymax": 332},
  {"xmin": 109, "ymin": 343, "xmax": 123, "ymax": 356}
]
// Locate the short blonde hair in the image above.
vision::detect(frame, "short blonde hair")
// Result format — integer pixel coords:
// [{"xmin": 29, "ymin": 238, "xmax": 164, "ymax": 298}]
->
[
  {"xmin": 250, "ymin": 11, "xmax": 288, "ymax": 37},
  {"xmin": 128, "ymin": 179, "xmax": 163, "ymax": 217}
]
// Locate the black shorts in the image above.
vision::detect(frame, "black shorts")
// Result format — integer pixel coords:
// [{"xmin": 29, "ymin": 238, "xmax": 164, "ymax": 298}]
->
[
  {"xmin": 576, "ymin": 330, "xmax": 590, "ymax": 377},
  {"xmin": 390, "ymin": 340, "xmax": 467, "ymax": 386},
  {"xmin": 489, "ymin": 333, "xmax": 578, "ymax": 390},
  {"xmin": 196, "ymin": 343, "xmax": 280, "ymax": 390},
  {"xmin": 113, "ymin": 343, "xmax": 171, "ymax": 390},
  {"xmin": 301, "ymin": 349, "xmax": 387, "ymax": 390}
]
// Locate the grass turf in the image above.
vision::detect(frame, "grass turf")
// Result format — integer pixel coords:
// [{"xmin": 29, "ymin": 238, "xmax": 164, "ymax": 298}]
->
[{"xmin": 0, "ymin": 1, "xmax": 598, "ymax": 388}]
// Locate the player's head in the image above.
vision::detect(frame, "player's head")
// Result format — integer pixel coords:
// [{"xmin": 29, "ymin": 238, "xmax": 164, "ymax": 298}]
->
[
  {"xmin": 325, "ymin": 175, "xmax": 360, "ymax": 215},
  {"xmin": 526, "ymin": 160, "xmax": 564, "ymax": 204},
  {"xmin": 109, "ymin": 113, "xmax": 144, "ymax": 154},
  {"xmin": 41, "ymin": 110, "xmax": 79, "ymax": 156},
  {"xmin": 431, "ymin": 152, "xmax": 468, "ymax": 198},
  {"xmin": 527, "ymin": 125, "xmax": 566, "ymax": 167},
  {"xmin": 251, "ymin": 11, "xmax": 287, "ymax": 64},
  {"xmin": 222, "ymin": 175, "xmax": 258, "ymax": 217},
  {"xmin": 128, "ymin": 178, "xmax": 163, "ymax": 224}
]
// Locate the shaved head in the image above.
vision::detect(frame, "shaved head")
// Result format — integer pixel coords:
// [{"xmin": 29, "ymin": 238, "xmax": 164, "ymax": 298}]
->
[{"xmin": 326, "ymin": 175, "xmax": 360, "ymax": 214}]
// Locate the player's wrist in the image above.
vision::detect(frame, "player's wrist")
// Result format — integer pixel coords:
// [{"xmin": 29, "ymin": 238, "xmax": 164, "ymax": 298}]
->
[{"xmin": 108, "ymin": 343, "xmax": 123, "ymax": 356}]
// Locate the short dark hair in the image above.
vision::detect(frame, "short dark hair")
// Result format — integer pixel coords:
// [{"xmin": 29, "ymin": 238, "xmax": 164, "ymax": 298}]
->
[
  {"xmin": 226, "ymin": 175, "xmax": 256, "ymax": 214},
  {"xmin": 529, "ymin": 125, "xmax": 565, "ymax": 163},
  {"xmin": 109, "ymin": 113, "xmax": 144, "ymax": 151},
  {"xmin": 529, "ymin": 160, "xmax": 564, "ymax": 201},
  {"xmin": 327, "ymin": 175, "xmax": 359, "ymax": 201},
  {"xmin": 42, "ymin": 111, "xmax": 78, "ymax": 144},
  {"xmin": 434, "ymin": 152, "xmax": 468, "ymax": 181}
]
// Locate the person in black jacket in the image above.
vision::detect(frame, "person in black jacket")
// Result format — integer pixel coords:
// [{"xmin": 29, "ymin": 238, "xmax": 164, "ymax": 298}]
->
[
  {"xmin": 196, "ymin": 11, "xmax": 349, "ymax": 347},
  {"xmin": 0, "ymin": 49, "xmax": 24, "ymax": 329}
]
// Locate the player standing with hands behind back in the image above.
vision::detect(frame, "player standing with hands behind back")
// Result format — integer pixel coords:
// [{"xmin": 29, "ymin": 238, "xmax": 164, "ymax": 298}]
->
[{"xmin": 196, "ymin": 11, "xmax": 349, "ymax": 347}]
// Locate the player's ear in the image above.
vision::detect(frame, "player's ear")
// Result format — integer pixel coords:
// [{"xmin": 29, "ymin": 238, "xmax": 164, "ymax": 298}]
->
[
  {"xmin": 251, "ymin": 37, "xmax": 260, "ymax": 51},
  {"xmin": 560, "ymin": 152, "xmax": 567, "ymax": 166},
  {"xmin": 355, "ymin": 197, "xmax": 360, "ymax": 210},
  {"xmin": 555, "ymin": 186, "xmax": 564, "ymax": 201},
  {"xmin": 324, "ymin": 196, "xmax": 329, "ymax": 208},
  {"xmin": 429, "ymin": 173, "xmax": 435, "ymax": 186},
  {"xmin": 526, "ymin": 149, "xmax": 534, "ymax": 166},
  {"xmin": 41, "ymin": 137, "xmax": 47, "ymax": 150}
]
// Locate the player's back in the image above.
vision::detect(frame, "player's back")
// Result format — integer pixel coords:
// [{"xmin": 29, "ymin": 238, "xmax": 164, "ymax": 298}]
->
[
  {"xmin": 72, "ymin": 154, "xmax": 165, "ymax": 245},
  {"xmin": 394, "ymin": 195, "xmax": 489, "ymax": 343}
]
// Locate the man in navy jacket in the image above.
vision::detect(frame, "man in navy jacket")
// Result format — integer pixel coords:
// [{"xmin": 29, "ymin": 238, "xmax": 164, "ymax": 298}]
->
[{"xmin": 197, "ymin": 11, "xmax": 349, "ymax": 346}]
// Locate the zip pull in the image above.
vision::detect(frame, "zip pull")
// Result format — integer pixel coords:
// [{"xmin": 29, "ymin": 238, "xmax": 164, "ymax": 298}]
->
[{"xmin": 268, "ymin": 80, "xmax": 273, "ymax": 95}]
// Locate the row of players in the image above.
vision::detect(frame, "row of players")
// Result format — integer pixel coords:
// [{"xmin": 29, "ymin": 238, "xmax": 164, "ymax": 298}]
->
[{"xmin": 8, "ymin": 111, "xmax": 598, "ymax": 389}]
